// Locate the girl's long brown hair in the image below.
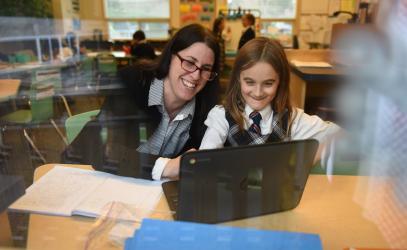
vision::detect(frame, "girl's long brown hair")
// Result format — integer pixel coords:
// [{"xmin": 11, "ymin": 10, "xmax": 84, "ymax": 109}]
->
[{"xmin": 225, "ymin": 37, "xmax": 293, "ymax": 132}]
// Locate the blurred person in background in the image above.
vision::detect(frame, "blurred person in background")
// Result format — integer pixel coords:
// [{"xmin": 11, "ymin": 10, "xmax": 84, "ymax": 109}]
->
[
  {"xmin": 334, "ymin": 0, "xmax": 407, "ymax": 247},
  {"xmin": 131, "ymin": 30, "xmax": 156, "ymax": 60},
  {"xmin": 212, "ymin": 16, "xmax": 231, "ymax": 74},
  {"xmin": 237, "ymin": 13, "xmax": 255, "ymax": 50}
]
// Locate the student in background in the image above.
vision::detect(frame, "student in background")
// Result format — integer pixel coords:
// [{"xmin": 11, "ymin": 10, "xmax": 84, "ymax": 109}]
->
[
  {"xmin": 63, "ymin": 24, "xmax": 220, "ymax": 180},
  {"xmin": 200, "ymin": 38, "xmax": 339, "ymax": 162},
  {"xmin": 131, "ymin": 30, "xmax": 156, "ymax": 60},
  {"xmin": 212, "ymin": 16, "xmax": 231, "ymax": 74},
  {"xmin": 237, "ymin": 13, "xmax": 256, "ymax": 50}
]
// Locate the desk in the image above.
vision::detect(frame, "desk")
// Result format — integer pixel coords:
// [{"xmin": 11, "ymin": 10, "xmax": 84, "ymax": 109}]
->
[
  {"xmin": 0, "ymin": 79, "xmax": 22, "ymax": 117},
  {"xmin": 285, "ymin": 50, "xmax": 344, "ymax": 111},
  {"xmin": 0, "ymin": 62, "xmax": 69, "ymax": 78},
  {"xmin": 0, "ymin": 79, "xmax": 21, "ymax": 102},
  {"xmin": 18, "ymin": 164, "xmax": 391, "ymax": 250}
]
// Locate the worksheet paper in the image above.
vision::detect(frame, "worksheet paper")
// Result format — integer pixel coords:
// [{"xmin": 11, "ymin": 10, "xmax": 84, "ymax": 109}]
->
[{"xmin": 9, "ymin": 166, "xmax": 163, "ymax": 219}]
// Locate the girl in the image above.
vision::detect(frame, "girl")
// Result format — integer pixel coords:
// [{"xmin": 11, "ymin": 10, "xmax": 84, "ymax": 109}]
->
[{"xmin": 200, "ymin": 37, "xmax": 339, "ymax": 159}]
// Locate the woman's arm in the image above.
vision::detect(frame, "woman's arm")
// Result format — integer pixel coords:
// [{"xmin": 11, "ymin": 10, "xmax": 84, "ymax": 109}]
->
[
  {"xmin": 159, "ymin": 148, "xmax": 196, "ymax": 180},
  {"xmin": 153, "ymin": 106, "xmax": 229, "ymax": 180}
]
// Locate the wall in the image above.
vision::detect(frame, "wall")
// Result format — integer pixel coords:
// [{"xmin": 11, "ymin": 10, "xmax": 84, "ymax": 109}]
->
[
  {"xmin": 52, "ymin": 0, "xmax": 108, "ymax": 40},
  {"xmin": 296, "ymin": 0, "xmax": 378, "ymax": 48},
  {"xmin": 51, "ymin": 0, "xmax": 364, "ymax": 47},
  {"xmin": 52, "ymin": 0, "xmax": 80, "ymax": 36},
  {"xmin": 79, "ymin": 0, "xmax": 107, "ymax": 39}
]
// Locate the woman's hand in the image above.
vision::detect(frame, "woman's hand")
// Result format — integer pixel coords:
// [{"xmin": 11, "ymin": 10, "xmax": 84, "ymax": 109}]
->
[{"xmin": 162, "ymin": 149, "xmax": 196, "ymax": 180}]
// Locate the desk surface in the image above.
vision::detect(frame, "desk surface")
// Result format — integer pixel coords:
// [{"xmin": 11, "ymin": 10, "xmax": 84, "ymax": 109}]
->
[
  {"xmin": 0, "ymin": 79, "xmax": 21, "ymax": 102},
  {"xmin": 23, "ymin": 164, "xmax": 391, "ymax": 250},
  {"xmin": 285, "ymin": 49, "xmax": 345, "ymax": 81}
]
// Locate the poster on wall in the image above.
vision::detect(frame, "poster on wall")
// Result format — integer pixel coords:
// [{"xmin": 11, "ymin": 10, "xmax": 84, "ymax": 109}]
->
[{"xmin": 180, "ymin": 0, "xmax": 215, "ymax": 28}]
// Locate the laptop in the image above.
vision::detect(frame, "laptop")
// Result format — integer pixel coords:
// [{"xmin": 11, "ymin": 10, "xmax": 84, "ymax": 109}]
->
[{"xmin": 162, "ymin": 139, "xmax": 319, "ymax": 224}]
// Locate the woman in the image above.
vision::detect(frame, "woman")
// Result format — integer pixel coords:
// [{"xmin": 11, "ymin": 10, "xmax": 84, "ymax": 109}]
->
[{"xmin": 63, "ymin": 24, "xmax": 220, "ymax": 180}]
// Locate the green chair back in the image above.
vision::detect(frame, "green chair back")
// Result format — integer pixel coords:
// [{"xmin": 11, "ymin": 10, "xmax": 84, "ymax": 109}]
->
[
  {"xmin": 65, "ymin": 110, "xmax": 100, "ymax": 144},
  {"xmin": 0, "ymin": 80, "xmax": 54, "ymax": 124},
  {"xmin": 30, "ymin": 82, "xmax": 54, "ymax": 122},
  {"xmin": 96, "ymin": 53, "xmax": 117, "ymax": 74},
  {"xmin": 82, "ymin": 56, "xmax": 95, "ymax": 72},
  {"xmin": 80, "ymin": 56, "xmax": 95, "ymax": 78},
  {"xmin": 32, "ymin": 68, "xmax": 63, "ymax": 91}
]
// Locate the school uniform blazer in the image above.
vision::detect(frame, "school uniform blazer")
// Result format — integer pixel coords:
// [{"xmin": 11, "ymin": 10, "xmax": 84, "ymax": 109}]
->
[
  {"xmin": 237, "ymin": 27, "xmax": 255, "ymax": 50},
  {"xmin": 62, "ymin": 66, "xmax": 209, "ymax": 179}
]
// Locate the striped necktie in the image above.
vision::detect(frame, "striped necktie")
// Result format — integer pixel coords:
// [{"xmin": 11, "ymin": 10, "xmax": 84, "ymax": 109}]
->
[{"xmin": 249, "ymin": 111, "xmax": 262, "ymax": 135}]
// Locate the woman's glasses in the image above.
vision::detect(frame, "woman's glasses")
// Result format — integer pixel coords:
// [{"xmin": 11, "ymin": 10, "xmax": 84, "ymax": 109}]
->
[{"xmin": 176, "ymin": 54, "xmax": 217, "ymax": 81}]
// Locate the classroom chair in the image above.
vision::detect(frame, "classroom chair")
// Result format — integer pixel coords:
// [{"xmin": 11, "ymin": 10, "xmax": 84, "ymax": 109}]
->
[
  {"xmin": 95, "ymin": 53, "xmax": 117, "ymax": 89},
  {"xmin": 79, "ymin": 55, "xmax": 96, "ymax": 87},
  {"xmin": 65, "ymin": 109, "xmax": 100, "ymax": 144},
  {"xmin": 62, "ymin": 109, "xmax": 111, "ymax": 165},
  {"xmin": 0, "ymin": 81, "xmax": 70, "ymax": 164}
]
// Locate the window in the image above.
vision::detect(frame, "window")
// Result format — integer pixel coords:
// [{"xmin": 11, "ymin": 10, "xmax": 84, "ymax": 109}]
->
[
  {"xmin": 227, "ymin": 0, "xmax": 296, "ymax": 19},
  {"xmin": 107, "ymin": 21, "xmax": 169, "ymax": 40},
  {"xmin": 108, "ymin": 21, "xmax": 139, "ymax": 40},
  {"xmin": 104, "ymin": 0, "xmax": 170, "ymax": 40},
  {"xmin": 228, "ymin": 0, "xmax": 297, "ymax": 47},
  {"xmin": 104, "ymin": 0, "xmax": 170, "ymax": 18}
]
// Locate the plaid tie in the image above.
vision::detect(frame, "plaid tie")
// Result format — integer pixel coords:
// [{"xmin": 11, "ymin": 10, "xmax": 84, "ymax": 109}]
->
[{"xmin": 249, "ymin": 111, "xmax": 262, "ymax": 135}]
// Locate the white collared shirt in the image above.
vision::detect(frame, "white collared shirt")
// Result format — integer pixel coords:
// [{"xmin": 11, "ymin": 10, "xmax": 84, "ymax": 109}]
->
[
  {"xmin": 200, "ymin": 105, "xmax": 340, "ymax": 150},
  {"xmin": 140, "ymin": 79, "xmax": 195, "ymax": 180}
]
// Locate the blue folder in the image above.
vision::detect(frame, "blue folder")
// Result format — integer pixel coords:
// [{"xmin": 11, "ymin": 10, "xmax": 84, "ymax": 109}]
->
[{"xmin": 125, "ymin": 219, "xmax": 322, "ymax": 250}]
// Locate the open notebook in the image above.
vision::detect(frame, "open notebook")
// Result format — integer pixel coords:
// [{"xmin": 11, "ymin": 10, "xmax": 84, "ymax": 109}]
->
[{"xmin": 9, "ymin": 166, "xmax": 162, "ymax": 219}]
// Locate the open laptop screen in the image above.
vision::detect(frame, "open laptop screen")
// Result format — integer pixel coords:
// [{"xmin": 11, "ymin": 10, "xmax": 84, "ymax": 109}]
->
[{"xmin": 163, "ymin": 139, "xmax": 319, "ymax": 224}]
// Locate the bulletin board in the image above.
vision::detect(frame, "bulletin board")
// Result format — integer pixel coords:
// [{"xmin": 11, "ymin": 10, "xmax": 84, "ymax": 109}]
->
[{"xmin": 179, "ymin": 0, "xmax": 216, "ymax": 29}]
